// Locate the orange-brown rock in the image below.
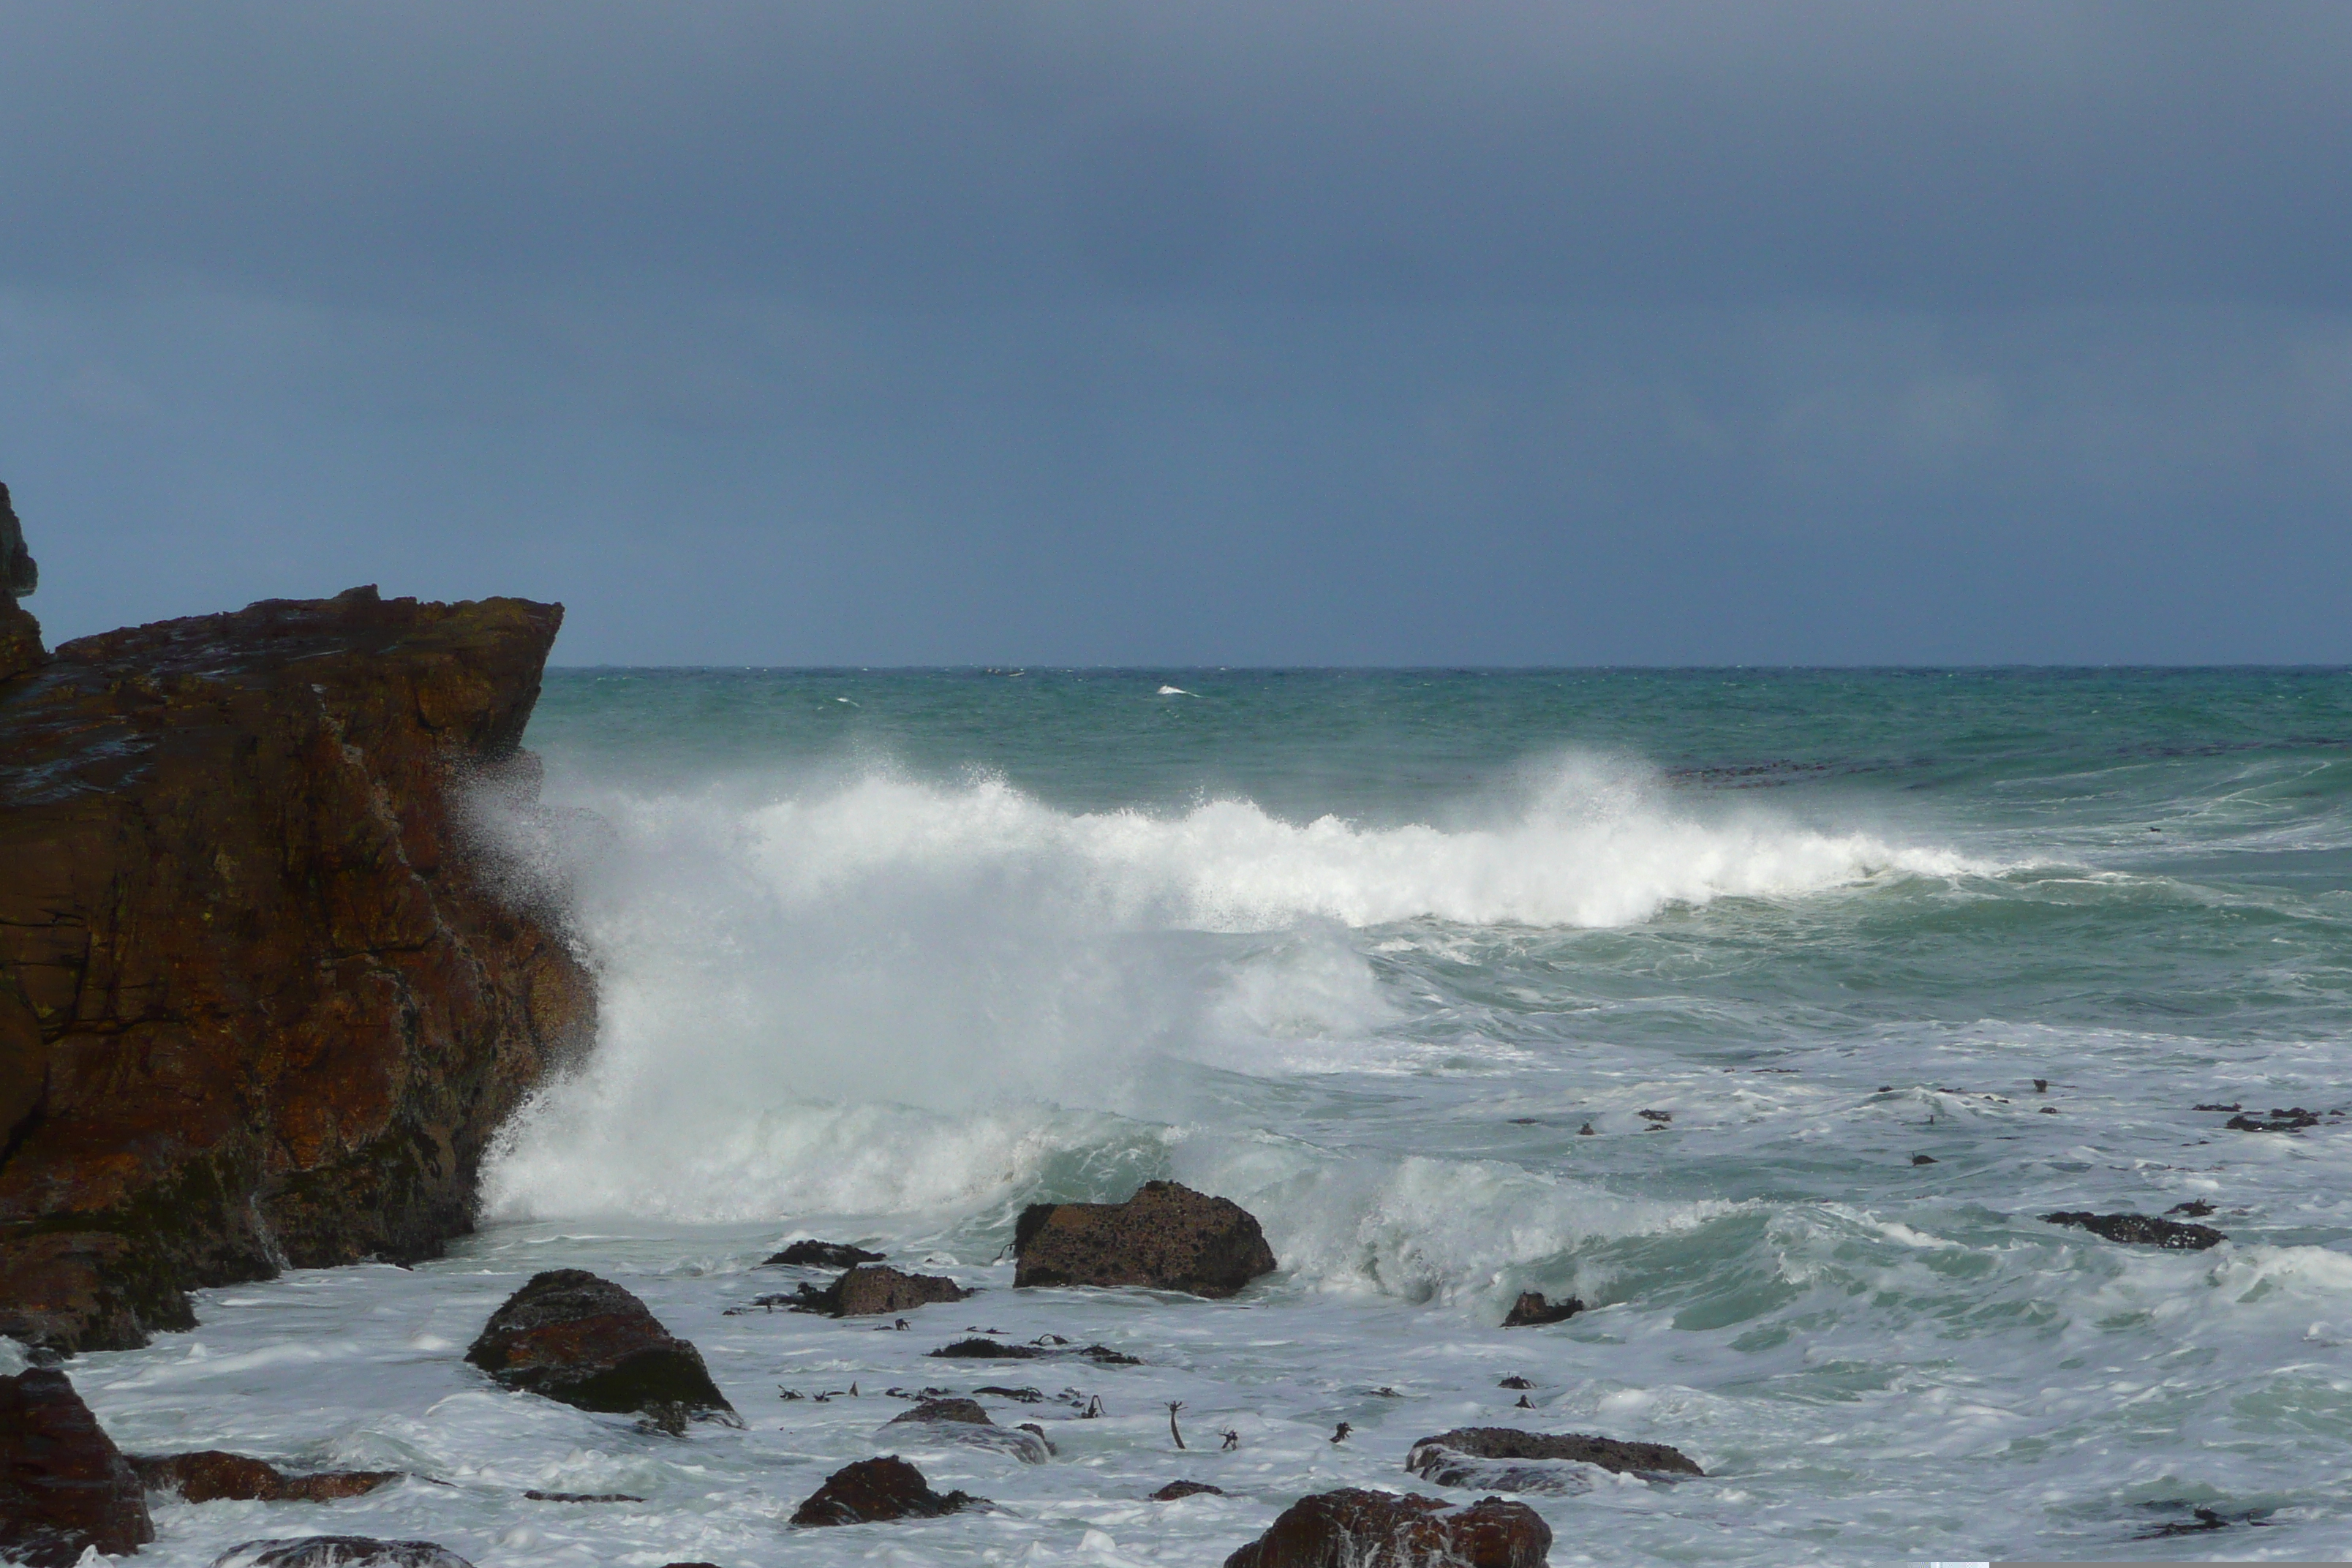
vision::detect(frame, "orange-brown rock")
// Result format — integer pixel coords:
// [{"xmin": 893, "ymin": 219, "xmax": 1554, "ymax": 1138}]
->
[
  {"xmin": 0, "ymin": 1367, "xmax": 154, "ymax": 1567},
  {"xmin": 1014, "ymin": 1180, "xmax": 1276, "ymax": 1298},
  {"xmin": 1222, "ymin": 1488, "xmax": 1550, "ymax": 1568},
  {"xmin": 0, "ymin": 582, "xmax": 592, "ymax": 1352},
  {"xmin": 128, "ymin": 1450, "xmax": 401, "ymax": 1503}
]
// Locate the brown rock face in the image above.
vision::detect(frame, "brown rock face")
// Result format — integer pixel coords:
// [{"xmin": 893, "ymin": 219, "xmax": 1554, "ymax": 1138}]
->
[
  {"xmin": 0, "ymin": 483, "xmax": 40, "ymax": 686},
  {"xmin": 794, "ymin": 1263, "xmax": 968, "ymax": 1317},
  {"xmin": 0, "ymin": 586, "xmax": 593, "ymax": 1352},
  {"xmin": 788, "ymin": 1455, "xmax": 984, "ymax": 1527},
  {"xmin": 464, "ymin": 1270, "xmax": 735, "ymax": 1423},
  {"xmin": 1405, "ymin": 1428, "xmax": 1703, "ymax": 1493},
  {"xmin": 1222, "ymin": 1488, "xmax": 1550, "ymax": 1568},
  {"xmin": 1013, "ymin": 1181, "xmax": 1276, "ymax": 1298},
  {"xmin": 0, "ymin": 1367, "xmax": 155, "ymax": 1567},
  {"xmin": 129, "ymin": 1450, "xmax": 401, "ymax": 1503},
  {"xmin": 1499, "ymin": 1292, "xmax": 1583, "ymax": 1328}
]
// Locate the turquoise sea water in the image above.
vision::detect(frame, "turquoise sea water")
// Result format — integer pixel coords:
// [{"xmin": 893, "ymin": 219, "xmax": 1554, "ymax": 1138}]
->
[{"xmin": 63, "ymin": 668, "xmax": 2352, "ymax": 1565}]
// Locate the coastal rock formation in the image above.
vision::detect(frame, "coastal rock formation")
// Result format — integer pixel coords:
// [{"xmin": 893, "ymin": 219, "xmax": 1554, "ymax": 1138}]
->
[
  {"xmin": 0, "ymin": 576, "xmax": 592, "ymax": 1353},
  {"xmin": 1153, "ymin": 1480, "xmax": 1226, "ymax": 1500},
  {"xmin": 1222, "ymin": 1488, "xmax": 1550, "ymax": 1568},
  {"xmin": 0, "ymin": 484, "xmax": 39, "ymax": 684},
  {"xmin": 129, "ymin": 1451, "xmax": 400, "ymax": 1503},
  {"xmin": 210, "ymin": 1539, "xmax": 475, "ymax": 1567},
  {"xmin": 792, "ymin": 1263, "xmax": 967, "ymax": 1316},
  {"xmin": 1406, "ymin": 1428, "xmax": 1703, "ymax": 1493},
  {"xmin": 465, "ymin": 1270, "xmax": 735, "ymax": 1424},
  {"xmin": 883, "ymin": 1397, "xmax": 1049, "ymax": 1462},
  {"xmin": 1499, "ymin": 1292, "xmax": 1583, "ymax": 1327},
  {"xmin": 788, "ymin": 1455, "xmax": 985, "ymax": 1526},
  {"xmin": 2040, "ymin": 1212, "xmax": 2225, "ymax": 1250},
  {"xmin": 1013, "ymin": 1181, "xmax": 1276, "ymax": 1298},
  {"xmin": 0, "ymin": 1367, "xmax": 154, "ymax": 1567},
  {"xmin": 761, "ymin": 1239, "xmax": 884, "ymax": 1268}
]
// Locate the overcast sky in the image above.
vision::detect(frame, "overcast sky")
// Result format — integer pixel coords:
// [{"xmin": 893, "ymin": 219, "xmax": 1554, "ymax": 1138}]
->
[{"xmin": 4, "ymin": 1, "xmax": 2348, "ymax": 663}]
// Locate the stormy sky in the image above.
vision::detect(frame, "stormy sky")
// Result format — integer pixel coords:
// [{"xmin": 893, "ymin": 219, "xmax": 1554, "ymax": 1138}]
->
[{"xmin": 3, "ymin": 3, "xmax": 2348, "ymax": 664}]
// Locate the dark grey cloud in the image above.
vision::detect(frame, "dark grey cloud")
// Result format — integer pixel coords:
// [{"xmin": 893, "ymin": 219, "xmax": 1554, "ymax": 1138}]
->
[{"xmin": 0, "ymin": 3, "xmax": 2347, "ymax": 662}]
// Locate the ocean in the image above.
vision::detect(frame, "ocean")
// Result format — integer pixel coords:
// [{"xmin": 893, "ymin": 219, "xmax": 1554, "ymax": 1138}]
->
[{"xmin": 37, "ymin": 668, "xmax": 2352, "ymax": 1564}]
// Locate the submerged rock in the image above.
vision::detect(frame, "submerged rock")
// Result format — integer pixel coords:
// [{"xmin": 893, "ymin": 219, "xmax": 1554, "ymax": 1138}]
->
[
  {"xmin": 131, "ymin": 1450, "xmax": 400, "ymax": 1503},
  {"xmin": 0, "ymin": 1368, "xmax": 154, "ymax": 1567},
  {"xmin": 888, "ymin": 1398, "xmax": 992, "ymax": 1426},
  {"xmin": 930, "ymin": 1337, "xmax": 1041, "ymax": 1359},
  {"xmin": 762, "ymin": 1240, "xmax": 886, "ymax": 1269},
  {"xmin": 884, "ymin": 1397, "xmax": 1049, "ymax": 1461},
  {"xmin": 1500, "ymin": 1292, "xmax": 1583, "ymax": 1328},
  {"xmin": 2041, "ymin": 1212, "xmax": 2225, "ymax": 1250},
  {"xmin": 789, "ymin": 1455, "xmax": 984, "ymax": 1526},
  {"xmin": 210, "ymin": 1539, "xmax": 474, "ymax": 1567},
  {"xmin": 465, "ymin": 1269, "xmax": 736, "ymax": 1422},
  {"xmin": 0, "ymin": 581, "xmax": 592, "ymax": 1352},
  {"xmin": 1406, "ymin": 1428, "xmax": 1703, "ymax": 1493},
  {"xmin": 2226, "ymin": 1109, "xmax": 2322, "ymax": 1132},
  {"xmin": 1222, "ymin": 1488, "xmax": 1550, "ymax": 1568},
  {"xmin": 791, "ymin": 1263, "xmax": 968, "ymax": 1317},
  {"xmin": 1014, "ymin": 1181, "xmax": 1276, "ymax": 1298},
  {"xmin": 1153, "ymin": 1480, "xmax": 1226, "ymax": 1500}
]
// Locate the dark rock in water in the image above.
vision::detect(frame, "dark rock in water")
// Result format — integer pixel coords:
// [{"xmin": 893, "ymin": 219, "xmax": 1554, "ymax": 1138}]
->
[
  {"xmin": 0, "ymin": 583, "xmax": 592, "ymax": 1352},
  {"xmin": 2193, "ymin": 1102, "xmax": 2241, "ymax": 1113},
  {"xmin": 1017, "ymin": 1422, "xmax": 1056, "ymax": 1455},
  {"xmin": 794, "ymin": 1264, "xmax": 968, "ymax": 1317},
  {"xmin": 1153, "ymin": 1480, "xmax": 1226, "ymax": 1500},
  {"xmin": 1500, "ymin": 1292, "xmax": 1583, "ymax": 1327},
  {"xmin": 974, "ymin": 1385, "xmax": 1044, "ymax": 1402},
  {"xmin": 789, "ymin": 1455, "xmax": 984, "ymax": 1526},
  {"xmin": 2227, "ymin": 1109, "xmax": 2321, "ymax": 1132},
  {"xmin": 522, "ymin": 1490, "xmax": 644, "ymax": 1503},
  {"xmin": 1406, "ymin": 1428, "xmax": 1703, "ymax": 1493},
  {"xmin": 2041, "ymin": 1212, "xmax": 2225, "ymax": 1250},
  {"xmin": 1497, "ymin": 1376, "xmax": 1534, "ymax": 1390},
  {"xmin": 0, "ymin": 1368, "xmax": 154, "ymax": 1567},
  {"xmin": 1222, "ymin": 1488, "xmax": 1550, "ymax": 1568},
  {"xmin": 1911, "ymin": 1154, "xmax": 1938, "ymax": 1166},
  {"xmin": 131, "ymin": 1450, "xmax": 400, "ymax": 1502},
  {"xmin": 1014, "ymin": 1180, "xmax": 1276, "ymax": 1298},
  {"xmin": 1079, "ymin": 1342, "xmax": 1143, "ymax": 1365},
  {"xmin": 763, "ymin": 1240, "xmax": 885, "ymax": 1269},
  {"xmin": 466, "ymin": 1269, "xmax": 736, "ymax": 1422},
  {"xmin": 1637, "ymin": 1109, "xmax": 1671, "ymax": 1123},
  {"xmin": 2168, "ymin": 1200, "xmax": 2217, "ymax": 1218},
  {"xmin": 888, "ymin": 1398, "xmax": 992, "ymax": 1426},
  {"xmin": 211, "ymin": 1538, "xmax": 474, "ymax": 1567},
  {"xmin": 930, "ymin": 1338, "xmax": 1041, "ymax": 1360}
]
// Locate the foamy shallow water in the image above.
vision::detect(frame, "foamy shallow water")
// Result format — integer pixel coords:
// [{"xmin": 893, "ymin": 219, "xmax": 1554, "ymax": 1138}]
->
[{"xmin": 39, "ymin": 668, "xmax": 2352, "ymax": 1563}]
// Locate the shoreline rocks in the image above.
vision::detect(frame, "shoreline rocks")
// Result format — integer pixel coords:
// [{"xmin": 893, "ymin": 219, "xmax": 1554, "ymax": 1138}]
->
[
  {"xmin": 1014, "ymin": 1181, "xmax": 1275, "ymax": 1298},
  {"xmin": 1406, "ymin": 1428, "xmax": 1703, "ymax": 1493},
  {"xmin": 0, "ymin": 568, "xmax": 592, "ymax": 1353},
  {"xmin": 791, "ymin": 1264, "xmax": 968, "ymax": 1317},
  {"xmin": 1500, "ymin": 1292, "xmax": 1583, "ymax": 1328},
  {"xmin": 130, "ymin": 1451, "xmax": 400, "ymax": 1503},
  {"xmin": 465, "ymin": 1270, "xmax": 736, "ymax": 1425},
  {"xmin": 2040, "ymin": 1212, "xmax": 2225, "ymax": 1250},
  {"xmin": 0, "ymin": 1368, "xmax": 154, "ymax": 1567},
  {"xmin": 762, "ymin": 1240, "xmax": 885, "ymax": 1269},
  {"xmin": 1223, "ymin": 1488, "xmax": 1550, "ymax": 1568},
  {"xmin": 210, "ymin": 1539, "xmax": 474, "ymax": 1567},
  {"xmin": 789, "ymin": 1455, "xmax": 984, "ymax": 1526}
]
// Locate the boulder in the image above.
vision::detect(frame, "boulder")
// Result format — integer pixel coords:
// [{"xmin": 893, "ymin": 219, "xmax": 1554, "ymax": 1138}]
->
[
  {"xmin": 886, "ymin": 1398, "xmax": 992, "ymax": 1426},
  {"xmin": 1153, "ymin": 1480, "xmax": 1226, "ymax": 1500},
  {"xmin": 0, "ymin": 584, "xmax": 592, "ymax": 1352},
  {"xmin": 0, "ymin": 1368, "xmax": 154, "ymax": 1567},
  {"xmin": 883, "ymin": 1398, "xmax": 1051, "ymax": 1462},
  {"xmin": 1406, "ymin": 1428, "xmax": 1702, "ymax": 1493},
  {"xmin": 465, "ymin": 1269, "xmax": 735, "ymax": 1422},
  {"xmin": 794, "ymin": 1264, "xmax": 967, "ymax": 1317},
  {"xmin": 788, "ymin": 1455, "xmax": 984, "ymax": 1526},
  {"xmin": 1014, "ymin": 1181, "xmax": 1276, "ymax": 1298},
  {"xmin": 131, "ymin": 1450, "xmax": 400, "ymax": 1502},
  {"xmin": 211, "ymin": 1539, "xmax": 474, "ymax": 1567},
  {"xmin": 2041, "ymin": 1212, "xmax": 2225, "ymax": 1250},
  {"xmin": 1223, "ymin": 1488, "xmax": 1550, "ymax": 1568},
  {"xmin": 1499, "ymin": 1292, "xmax": 1582, "ymax": 1327},
  {"xmin": 762, "ymin": 1240, "xmax": 884, "ymax": 1268}
]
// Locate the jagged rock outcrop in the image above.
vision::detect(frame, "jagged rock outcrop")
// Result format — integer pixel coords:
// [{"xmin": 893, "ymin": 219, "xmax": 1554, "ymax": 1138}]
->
[
  {"xmin": 0, "ymin": 1367, "xmax": 154, "ymax": 1567},
  {"xmin": 465, "ymin": 1270, "xmax": 735, "ymax": 1425},
  {"xmin": 789, "ymin": 1455, "xmax": 984, "ymax": 1527},
  {"xmin": 1222, "ymin": 1488, "xmax": 1550, "ymax": 1568},
  {"xmin": 1014, "ymin": 1180, "xmax": 1276, "ymax": 1297},
  {"xmin": 1405, "ymin": 1428, "xmax": 1703, "ymax": 1493},
  {"xmin": 0, "ymin": 483, "xmax": 42, "ymax": 685},
  {"xmin": 0, "ymin": 580, "xmax": 593, "ymax": 1352},
  {"xmin": 129, "ymin": 1450, "xmax": 400, "ymax": 1502}
]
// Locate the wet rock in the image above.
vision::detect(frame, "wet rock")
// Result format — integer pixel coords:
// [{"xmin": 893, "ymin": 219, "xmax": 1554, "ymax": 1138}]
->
[
  {"xmin": 2193, "ymin": 1102, "xmax": 2241, "ymax": 1113},
  {"xmin": 1496, "ymin": 1376, "xmax": 1534, "ymax": 1390},
  {"xmin": 1406, "ymin": 1428, "xmax": 1703, "ymax": 1493},
  {"xmin": 521, "ymin": 1489, "xmax": 644, "ymax": 1502},
  {"xmin": 1637, "ymin": 1109, "xmax": 1671, "ymax": 1123},
  {"xmin": 888, "ymin": 1398, "xmax": 992, "ymax": 1426},
  {"xmin": 0, "ymin": 585, "xmax": 592, "ymax": 1352},
  {"xmin": 2168, "ymin": 1199, "xmax": 2217, "ymax": 1218},
  {"xmin": 466, "ymin": 1269, "xmax": 736, "ymax": 1422},
  {"xmin": 2227, "ymin": 1109, "xmax": 2321, "ymax": 1132},
  {"xmin": 0, "ymin": 1368, "xmax": 154, "ymax": 1567},
  {"xmin": 788, "ymin": 1455, "xmax": 984, "ymax": 1526},
  {"xmin": 2041, "ymin": 1211, "xmax": 2225, "ymax": 1250},
  {"xmin": 131, "ymin": 1451, "xmax": 400, "ymax": 1502},
  {"xmin": 973, "ymin": 1385, "xmax": 1044, "ymax": 1401},
  {"xmin": 211, "ymin": 1538, "xmax": 474, "ymax": 1567},
  {"xmin": 1153, "ymin": 1480, "xmax": 1226, "ymax": 1500},
  {"xmin": 884, "ymin": 1398, "xmax": 1049, "ymax": 1461},
  {"xmin": 1014, "ymin": 1180, "xmax": 1276, "ymax": 1298},
  {"xmin": 1222, "ymin": 1488, "xmax": 1550, "ymax": 1568},
  {"xmin": 793, "ymin": 1264, "xmax": 968, "ymax": 1317},
  {"xmin": 1911, "ymin": 1154, "xmax": 1937, "ymax": 1166},
  {"xmin": 930, "ymin": 1337, "xmax": 1041, "ymax": 1359},
  {"xmin": 1499, "ymin": 1292, "xmax": 1583, "ymax": 1328},
  {"xmin": 762, "ymin": 1240, "xmax": 885, "ymax": 1269}
]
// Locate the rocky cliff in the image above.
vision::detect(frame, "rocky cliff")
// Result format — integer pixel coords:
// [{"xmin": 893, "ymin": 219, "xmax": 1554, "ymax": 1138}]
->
[{"xmin": 0, "ymin": 548, "xmax": 592, "ymax": 1352}]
